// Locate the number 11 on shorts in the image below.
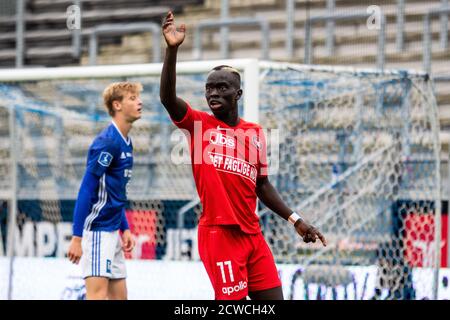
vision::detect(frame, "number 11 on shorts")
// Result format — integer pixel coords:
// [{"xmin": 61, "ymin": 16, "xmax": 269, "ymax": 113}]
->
[{"xmin": 216, "ymin": 260, "xmax": 234, "ymax": 283}]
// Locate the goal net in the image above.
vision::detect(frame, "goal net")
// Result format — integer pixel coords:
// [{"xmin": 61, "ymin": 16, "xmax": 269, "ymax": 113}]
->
[
  {"xmin": 0, "ymin": 60, "xmax": 441, "ymax": 299},
  {"xmin": 258, "ymin": 63, "xmax": 441, "ymax": 300}
]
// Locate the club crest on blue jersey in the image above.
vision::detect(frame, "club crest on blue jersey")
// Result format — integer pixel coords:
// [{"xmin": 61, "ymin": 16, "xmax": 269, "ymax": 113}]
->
[{"xmin": 98, "ymin": 152, "xmax": 113, "ymax": 167}]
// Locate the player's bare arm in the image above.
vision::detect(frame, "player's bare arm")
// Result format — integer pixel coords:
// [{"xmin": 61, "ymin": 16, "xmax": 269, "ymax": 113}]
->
[
  {"xmin": 160, "ymin": 11, "xmax": 188, "ymax": 121},
  {"xmin": 256, "ymin": 176, "xmax": 327, "ymax": 246}
]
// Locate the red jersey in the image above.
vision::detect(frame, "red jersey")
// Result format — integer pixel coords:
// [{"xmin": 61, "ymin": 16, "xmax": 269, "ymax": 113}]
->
[{"xmin": 172, "ymin": 103, "xmax": 268, "ymax": 234}]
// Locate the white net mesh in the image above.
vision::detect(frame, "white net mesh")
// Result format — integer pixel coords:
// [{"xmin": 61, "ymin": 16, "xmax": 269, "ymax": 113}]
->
[
  {"xmin": 0, "ymin": 61, "xmax": 441, "ymax": 299},
  {"xmin": 0, "ymin": 74, "xmax": 209, "ymax": 262},
  {"xmin": 258, "ymin": 65, "xmax": 441, "ymax": 299}
]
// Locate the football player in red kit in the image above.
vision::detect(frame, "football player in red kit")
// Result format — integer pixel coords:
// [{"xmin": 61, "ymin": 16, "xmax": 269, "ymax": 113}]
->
[{"xmin": 160, "ymin": 11, "xmax": 326, "ymax": 300}]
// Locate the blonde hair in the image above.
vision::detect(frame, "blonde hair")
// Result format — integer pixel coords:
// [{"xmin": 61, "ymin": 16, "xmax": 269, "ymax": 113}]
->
[{"xmin": 103, "ymin": 82, "xmax": 143, "ymax": 116}]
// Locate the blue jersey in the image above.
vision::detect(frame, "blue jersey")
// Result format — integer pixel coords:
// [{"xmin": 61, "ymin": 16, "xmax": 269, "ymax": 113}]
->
[{"xmin": 73, "ymin": 121, "xmax": 133, "ymax": 235}]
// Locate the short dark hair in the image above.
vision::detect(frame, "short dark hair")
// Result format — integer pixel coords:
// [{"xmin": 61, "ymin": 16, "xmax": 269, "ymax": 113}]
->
[{"xmin": 209, "ymin": 65, "xmax": 241, "ymax": 88}]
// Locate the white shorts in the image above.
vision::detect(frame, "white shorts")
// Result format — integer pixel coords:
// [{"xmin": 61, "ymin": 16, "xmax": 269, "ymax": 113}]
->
[{"xmin": 80, "ymin": 230, "xmax": 127, "ymax": 279}]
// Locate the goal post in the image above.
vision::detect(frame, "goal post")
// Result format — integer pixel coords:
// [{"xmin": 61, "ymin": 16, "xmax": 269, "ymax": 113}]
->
[{"xmin": 0, "ymin": 59, "xmax": 442, "ymax": 299}]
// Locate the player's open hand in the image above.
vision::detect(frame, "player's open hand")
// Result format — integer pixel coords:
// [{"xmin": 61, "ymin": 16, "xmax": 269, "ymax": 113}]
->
[
  {"xmin": 67, "ymin": 236, "xmax": 83, "ymax": 264},
  {"xmin": 162, "ymin": 11, "xmax": 186, "ymax": 48},
  {"xmin": 295, "ymin": 221, "xmax": 327, "ymax": 247},
  {"xmin": 121, "ymin": 230, "xmax": 135, "ymax": 252}
]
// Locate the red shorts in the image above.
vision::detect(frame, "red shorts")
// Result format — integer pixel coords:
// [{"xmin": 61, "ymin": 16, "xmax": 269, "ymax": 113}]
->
[{"xmin": 198, "ymin": 225, "xmax": 281, "ymax": 300}]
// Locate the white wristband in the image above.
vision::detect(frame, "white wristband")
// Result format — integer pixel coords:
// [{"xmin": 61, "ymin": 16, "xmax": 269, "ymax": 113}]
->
[{"xmin": 288, "ymin": 212, "xmax": 303, "ymax": 226}]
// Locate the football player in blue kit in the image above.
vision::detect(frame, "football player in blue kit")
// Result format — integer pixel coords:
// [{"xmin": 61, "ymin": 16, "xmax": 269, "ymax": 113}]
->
[{"xmin": 67, "ymin": 82, "xmax": 143, "ymax": 300}]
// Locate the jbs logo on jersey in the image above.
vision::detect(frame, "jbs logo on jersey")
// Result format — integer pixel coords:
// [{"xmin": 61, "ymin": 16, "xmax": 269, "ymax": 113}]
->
[
  {"xmin": 222, "ymin": 281, "xmax": 248, "ymax": 296},
  {"xmin": 98, "ymin": 152, "xmax": 113, "ymax": 167},
  {"xmin": 210, "ymin": 132, "xmax": 235, "ymax": 149}
]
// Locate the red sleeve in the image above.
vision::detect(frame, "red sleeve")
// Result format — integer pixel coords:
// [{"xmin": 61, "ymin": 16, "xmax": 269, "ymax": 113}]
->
[
  {"xmin": 258, "ymin": 127, "xmax": 268, "ymax": 178},
  {"xmin": 171, "ymin": 102, "xmax": 203, "ymax": 133}
]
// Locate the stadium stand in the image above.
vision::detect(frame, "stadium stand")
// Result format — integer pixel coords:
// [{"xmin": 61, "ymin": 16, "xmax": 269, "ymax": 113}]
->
[{"xmin": 0, "ymin": 0, "xmax": 203, "ymax": 67}]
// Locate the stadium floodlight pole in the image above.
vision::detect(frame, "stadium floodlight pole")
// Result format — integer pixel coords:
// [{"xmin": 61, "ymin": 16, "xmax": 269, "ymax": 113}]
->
[
  {"xmin": 441, "ymin": 0, "xmax": 449, "ymax": 49},
  {"xmin": 285, "ymin": 0, "xmax": 295, "ymax": 60},
  {"xmin": 326, "ymin": 0, "xmax": 335, "ymax": 56},
  {"xmin": 193, "ymin": 18, "xmax": 270, "ymax": 61},
  {"xmin": 220, "ymin": 0, "xmax": 230, "ymax": 59},
  {"xmin": 6, "ymin": 104, "xmax": 18, "ymax": 300},
  {"xmin": 89, "ymin": 23, "xmax": 161, "ymax": 65},
  {"xmin": 396, "ymin": 0, "xmax": 405, "ymax": 52},
  {"xmin": 15, "ymin": 0, "xmax": 25, "ymax": 68}
]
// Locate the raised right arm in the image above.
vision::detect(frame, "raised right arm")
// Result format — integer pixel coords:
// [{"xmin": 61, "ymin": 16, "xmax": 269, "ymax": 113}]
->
[{"xmin": 160, "ymin": 11, "xmax": 188, "ymax": 122}]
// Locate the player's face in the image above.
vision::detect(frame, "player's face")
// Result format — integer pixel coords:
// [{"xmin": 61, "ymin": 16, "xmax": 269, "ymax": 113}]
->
[
  {"xmin": 120, "ymin": 91, "xmax": 143, "ymax": 122},
  {"xmin": 205, "ymin": 71, "xmax": 242, "ymax": 117}
]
